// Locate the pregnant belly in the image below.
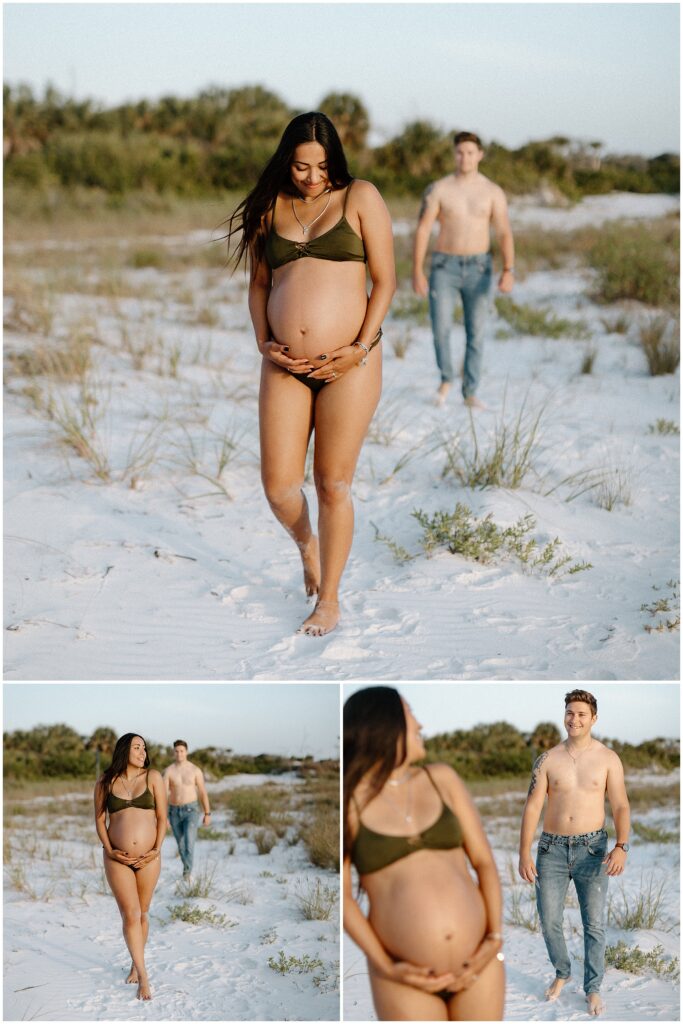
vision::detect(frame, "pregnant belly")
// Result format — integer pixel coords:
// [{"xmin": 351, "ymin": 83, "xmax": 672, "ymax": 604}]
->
[
  {"xmin": 366, "ymin": 852, "xmax": 487, "ymax": 974},
  {"xmin": 268, "ymin": 260, "xmax": 368, "ymax": 359},
  {"xmin": 107, "ymin": 809, "xmax": 157, "ymax": 854}
]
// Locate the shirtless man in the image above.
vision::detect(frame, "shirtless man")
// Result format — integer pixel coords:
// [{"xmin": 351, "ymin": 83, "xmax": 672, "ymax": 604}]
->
[
  {"xmin": 412, "ymin": 131, "xmax": 515, "ymax": 408},
  {"xmin": 518, "ymin": 689, "xmax": 630, "ymax": 1017},
  {"xmin": 163, "ymin": 740, "xmax": 212, "ymax": 879}
]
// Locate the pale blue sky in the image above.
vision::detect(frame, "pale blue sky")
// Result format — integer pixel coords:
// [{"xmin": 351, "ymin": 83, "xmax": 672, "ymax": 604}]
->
[
  {"xmin": 3, "ymin": 683, "xmax": 340, "ymax": 758},
  {"xmin": 3, "ymin": 3, "xmax": 679, "ymax": 155},
  {"xmin": 343, "ymin": 683, "xmax": 679, "ymax": 742}
]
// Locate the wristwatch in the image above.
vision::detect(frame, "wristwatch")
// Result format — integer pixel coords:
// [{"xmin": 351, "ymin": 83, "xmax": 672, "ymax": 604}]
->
[{"xmin": 615, "ymin": 842, "xmax": 630, "ymax": 852}]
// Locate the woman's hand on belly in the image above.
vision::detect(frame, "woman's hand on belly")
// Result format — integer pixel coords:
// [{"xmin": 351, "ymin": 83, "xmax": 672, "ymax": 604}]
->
[
  {"xmin": 129, "ymin": 848, "xmax": 160, "ymax": 870},
  {"xmin": 444, "ymin": 935, "xmax": 504, "ymax": 993},
  {"xmin": 305, "ymin": 344, "xmax": 363, "ymax": 383},
  {"xmin": 375, "ymin": 959, "xmax": 456, "ymax": 994},
  {"xmin": 106, "ymin": 848, "xmax": 136, "ymax": 865},
  {"xmin": 262, "ymin": 340, "xmax": 314, "ymax": 373}
]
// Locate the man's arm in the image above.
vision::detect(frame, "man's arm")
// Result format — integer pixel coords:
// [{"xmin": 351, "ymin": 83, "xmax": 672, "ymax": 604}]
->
[
  {"xmin": 518, "ymin": 751, "xmax": 550, "ymax": 882},
  {"xmin": 195, "ymin": 767, "xmax": 212, "ymax": 824},
  {"xmin": 412, "ymin": 184, "xmax": 440, "ymax": 296},
  {"xmin": 490, "ymin": 186, "xmax": 515, "ymax": 294},
  {"xmin": 604, "ymin": 753, "xmax": 630, "ymax": 876}
]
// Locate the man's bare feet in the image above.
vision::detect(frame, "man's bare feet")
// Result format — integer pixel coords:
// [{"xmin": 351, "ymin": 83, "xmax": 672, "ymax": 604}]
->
[
  {"xmin": 137, "ymin": 972, "xmax": 152, "ymax": 1001},
  {"xmin": 545, "ymin": 977, "xmax": 568, "ymax": 1002},
  {"xmin": 464, "ymin": 394, "xmax": 487, "ymax": 410},
  {"xmin": 587, "ymin": 993, "xmax": 603, "ymax": 1016},
  {"xmin": 434, "ymin": 381, "xmax": 452, "ymax": 407},
  {"xmin": 125, "ymin": 963, "xmax": 138, "ymax": 984},
  {"xmin": 297, "ymin": 599, "xmax": 340, "ymax": 636},
  {"xmin": 298, "ymin": 535, "xmax": 320, "ymax": 597}
]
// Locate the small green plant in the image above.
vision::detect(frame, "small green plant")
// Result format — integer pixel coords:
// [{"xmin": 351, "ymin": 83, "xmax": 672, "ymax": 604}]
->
[
  {"xmin": 224, "ymin": 883, "xmax": 254, "ymax": 904},
  {"xmin": 506, "ymin": 886, "xmax": 540, "ymax": 931},
  {"xmin": 372, "ymin": 523, "xmax": 413, "ymax": 564},
  {"xmin": 605, "ymin": 941, "xmax": 679, "ymax": 980},
  {"xmin": 196, "ymin": 827, "xmax": 230, "ymax": 841},
  {"xmin": 299, "ymin": 812, "xmax": 340, "ymax": 872},
  {"xmin": 254, "ymin": 828, "xmax": 277, "ymax": 855},
  {"xmin": 175, "ymin": 864, "xmax": 217, "ymax": 899},
  {"xmin": 228, "ymin": 790, "xmax": 273, "ymax": 827},
  {"xmin": 631, "ymin": 822, "xmax": 678, "ymax": 844},
  {"xmin": 638, "ymin": 316, "xmax": 680, "ymax": 376},
  {"xmin": 411, "ymin": 503, "xmax": 592, "ymax": 578},
  {"xmin": 580, "ymin": 345, "xmax": 597, "ymax": 374},
  {"xmin": 595, "ymin": 466, "xmax": 632, "ymax": 511},
  {"xmin": 391, "ymin": 292, "xmax": 430, "ymax": 324},
  {"xmin": 128, "ymin": 248, "xmax": 165, "ymax": 269},
  {"xmin": 600, "ymin": 312, "xmax": 631, "ymax": 334},
  {"xmin": 588, "ymin": 222, "xmax": 679, "ymax": 308},
  {"xmin": 295, "ymin": 878, "xmax": 339, "ymax": 921},
  {"xmin": 441, "ymin": 396, "xmax": 546, "ymax": 490},
  {"xmin": 495, "ymin": 296, "xmax": 589, "ymax": 339},
  {"xmin": 389, "ymin": 328, "xmax": 415, "ymax": 359},
  {"xmin": 641, "ymin": 579, "xmax": 680, "ymax": 634},
  {"xmin": 648, "ymin": 419, "xmax": 679, "ymax": 435},
  {"xmin": 607, "ymin": 877, "xmax": 666, "ymax": 930},
  {"xmin": 168, "ymin": 902, "xmax": 232, "ymax": 927},
  {"xmin": 267, "ymin": 950, "xmax": 324, "ymax": 975}
]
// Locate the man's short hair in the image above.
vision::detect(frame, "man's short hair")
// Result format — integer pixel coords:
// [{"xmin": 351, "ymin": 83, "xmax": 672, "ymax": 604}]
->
[
  {"xmin": 564, "ymin": 689, "xmax": 597, "ymax": 716},
  {"xmin": 173, "ymin": 739, "xmax": 188, "ymax": 749},
  {"xmin": 454, "ymin": 131, "xmax": 484, "ymax": 149}
]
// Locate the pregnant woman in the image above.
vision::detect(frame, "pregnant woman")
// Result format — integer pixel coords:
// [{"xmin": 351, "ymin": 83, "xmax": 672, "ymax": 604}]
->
[
  {"xmin": 343, "ymin": 688, "xmax": 505, "ymax": 1021},
  {"xmin": 94, "ymin": 733, "xmax": 167, "ymax": 1001},
  {"xmin": 226, "ymin": 111, "xmax": 395, "ymax": 636}
]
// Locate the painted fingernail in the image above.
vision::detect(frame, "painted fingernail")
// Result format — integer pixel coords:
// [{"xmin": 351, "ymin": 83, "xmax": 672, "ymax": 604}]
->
[
  {"xmin": 282, "ymin": 346, "xmax": 289, "ymax": 351},
  {"xmin": 318, "ymin": 354, "xmax": 327, "ymax": 360}
]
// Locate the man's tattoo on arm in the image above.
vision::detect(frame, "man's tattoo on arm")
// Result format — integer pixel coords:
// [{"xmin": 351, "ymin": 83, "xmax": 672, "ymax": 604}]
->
[
  {"xmin": 418, "ymin": 184, "xmax": 434, "ymax": 221},
  {"xmin": 528, "ymin": 751, "xmax": 549, "ymax": 796}
]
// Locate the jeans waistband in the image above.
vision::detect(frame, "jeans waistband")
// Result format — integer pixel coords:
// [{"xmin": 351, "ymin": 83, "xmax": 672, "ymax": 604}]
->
[
  {"xmin": 169, "ymin": 801, "xmax": 199, "ymax": 811},
  {"xmin": 433, "ymin": 251, "xmax": 491, "ymax": 262},
  {"xmin": 541, "ymin": 828, "xmax": 606, "ymax": 845}
]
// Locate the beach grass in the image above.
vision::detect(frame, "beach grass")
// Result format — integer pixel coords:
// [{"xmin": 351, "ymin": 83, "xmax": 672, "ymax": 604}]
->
[
  {"xmin": 168, "ymin": 902, "xmax": 233, "ymax": 927},
  {"xmin": 295, "ymin": 877, "xmax": 339, "ymax": 921},
  {"xmin": 648, "ymin": 418, "xmax": 679, "ymax": 436},
  {"xmin": 495, "ymin": 296, "xmax": 590, "ymax": 339},
  {"xmin": 607, "ymin": 876, "xmax": 667, "ymax": 930},
  {"xmin": 638, "ymin": 316, "xmax": 680, "ymax": 376},
  {"xmin": 631, "ymin": 821, "xmax": 679, "ymax": 844},
  {"xmin": 268, "ymin": 950, "xmax": 324, "ymax": 975},
  {"xmin": 605, "ymin": 941, "xmax": 679, "ymax": 980}
]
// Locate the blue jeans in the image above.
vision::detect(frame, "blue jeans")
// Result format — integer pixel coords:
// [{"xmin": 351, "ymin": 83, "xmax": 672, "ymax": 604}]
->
[
  {"xmin": 428, "ymin": 251, "xmax": 492, "ymax": 397},
  {"xmin": 535, "ymin": 829, "xmax": 609, "ymax": 995},
  {"xmin": 168, "ymin": 801, "xmax": 201, "ymax": 875}
]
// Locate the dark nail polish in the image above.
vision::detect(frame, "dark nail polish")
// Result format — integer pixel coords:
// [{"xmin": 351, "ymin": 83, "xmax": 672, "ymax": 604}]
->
[
  {"xmin": 282, "ymin": 346, "xmax": 289, "ymax": 351},
  {"xmin": 319, "ymin": 354, "xmax": 327, "ymax": 360}
]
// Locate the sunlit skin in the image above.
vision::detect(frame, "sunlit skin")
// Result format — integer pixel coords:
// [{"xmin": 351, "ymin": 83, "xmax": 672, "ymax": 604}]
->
[
  {"xmin": 344, "ymin": 701, "xmax": 505, "ymax": 1021},
  {"xmin": 163, "ymin": 744, "xmax": 211, "ymax": 819},
  {"xmin": 94, "ymin": 738, "xmax": 167, "ymax": 1001},
  {"xmin": 250, "ymin": 138, "xmax": 395, "ymax": 636},
  {"xmin": 518, "ymin": 701, "xmax": 630, "ymax": 1015}
]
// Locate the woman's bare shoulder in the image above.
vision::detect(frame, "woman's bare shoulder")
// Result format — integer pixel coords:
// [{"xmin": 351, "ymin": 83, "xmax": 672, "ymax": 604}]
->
[
  {"xmin": 349, "ymin": 178, "xmax": 386, "ymax": 206},
  {"xmin": 147, "ymin": 768, "xmax": 163, "ymax": 783}
]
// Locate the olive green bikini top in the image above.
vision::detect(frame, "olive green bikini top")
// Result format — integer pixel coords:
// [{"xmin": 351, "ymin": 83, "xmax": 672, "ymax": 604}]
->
[
  {"xmin": 351, "ymin": 766, "xmax": 464, "ymax": 875},
  {"xmin": 265, "ymin": 180, "xmax": 366, "ymax": 270},
  {"xmin": 107, "ymin": 773, "xmax": 156, "ymax": 814}
]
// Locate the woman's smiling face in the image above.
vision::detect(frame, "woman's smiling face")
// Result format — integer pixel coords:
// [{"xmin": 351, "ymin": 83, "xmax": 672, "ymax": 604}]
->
[{"xmin": 290, "ymin": 141, "xmax": 329, "ymax": 198}]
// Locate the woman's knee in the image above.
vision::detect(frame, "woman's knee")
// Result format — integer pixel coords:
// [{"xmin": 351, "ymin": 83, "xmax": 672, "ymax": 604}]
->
[
  {"xmin": 121, "ymin": 906, "xmax": 142, "ymax": 928},
  {"xmin": 315, "ymin": 475, "xmax": 352, "ymax": 508},
  {"xmin": 262, "ymin": 477, "xmax": 304, "ymax": 512}
]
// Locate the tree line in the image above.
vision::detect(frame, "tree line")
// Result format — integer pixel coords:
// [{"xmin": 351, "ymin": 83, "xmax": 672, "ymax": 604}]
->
[
  {"xmin": 425, "ymin": 721, "xmax": 679, "ymax": 780},
  {"xmin": 3, "ymin": 723, "xmax": 323, "ymax": 781},
  {"xmin": 4, "ymin": 83, "xmax": 679, "ymax": 197},
  {"xmin": 4, "ymin": 721, "xmax": 677, "ymax": 782}
]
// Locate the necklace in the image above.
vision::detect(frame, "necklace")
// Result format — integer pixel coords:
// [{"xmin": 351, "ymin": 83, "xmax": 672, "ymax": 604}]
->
[
  {"xmin": 565, "ymin": 739, "xmax": 593, "ymax": 764},
  {"xmin": 381, "ymin": 777, "xmax": 414, "ymax": 824},
  {"xmin": 120, "ymin": 770, "xmax": 143, "ymax": 799},
  {"xmin": 291, "ymin": 188, "xmax": 332, "ymax": 236}
]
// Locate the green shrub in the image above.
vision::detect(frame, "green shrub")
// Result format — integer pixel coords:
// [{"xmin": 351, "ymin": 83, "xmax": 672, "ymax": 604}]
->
[
  {"xmin": 605, "ymin": 941, "xmax": 679, "ymax": 980},
  {"xmin": 648, "ymin": 419, "xmax": 679, "ymax": 436},
  {"xmin": 588, "ymin": 222, "xmax": 679, "ymax": 308},
  {"xmin": 495, "ymin": 297, "xmax": 590, "ymax": 339}
]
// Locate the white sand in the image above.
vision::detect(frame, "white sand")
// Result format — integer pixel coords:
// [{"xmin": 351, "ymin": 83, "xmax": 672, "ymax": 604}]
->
[
  {"xmin": 4, "ymin": 776, "xmax": 339, "ymax": 1021},
  {"xmin": 4, "ymin": 192, "xmax": 679, "ymax": 679},
  {"xmin": 344, "ymin": 774, "xmax": 680, "ymax": 1021}
]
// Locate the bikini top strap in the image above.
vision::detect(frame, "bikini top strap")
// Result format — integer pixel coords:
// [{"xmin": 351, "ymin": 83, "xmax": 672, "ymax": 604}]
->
[
  {"xmin": 342, "ymin": 179, "xmax": 355, "ymax": 215},
  {"xmin": 422, "ymin": 764, "xmax": 443, "ymax": 799}
]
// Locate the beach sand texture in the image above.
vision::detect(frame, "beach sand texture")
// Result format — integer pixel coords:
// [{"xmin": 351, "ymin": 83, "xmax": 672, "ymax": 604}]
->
[
  {"xmin": 4, "ymin": 193, "xmax": 679, "ymax": 680},
  {"xmin": 343, "ymin": 770, "xmax": 680, "ymax": 1022},
  {"xmin": 4, "ymin": 775, "xmax": 339, "ymax": 1021}
]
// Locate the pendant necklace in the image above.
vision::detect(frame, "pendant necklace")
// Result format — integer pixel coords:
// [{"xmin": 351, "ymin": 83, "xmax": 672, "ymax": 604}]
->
[
  {"xmin": 382, "ymin": 775, "xmax": 414, "ymax": 824},
  {"xmin": 121, "ymin": 770, "xmax": 143, "ymax": 799},
  {"xmin": 291, "ymin": 188, "xmax": 332, "ymax": 236},
  {"xmin": 565, "ymin": 739, "xmax": 593, "ymax": 765}
]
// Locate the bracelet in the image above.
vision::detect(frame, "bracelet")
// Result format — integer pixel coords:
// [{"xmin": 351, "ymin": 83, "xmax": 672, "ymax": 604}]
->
[
  {"xmin": 352, "ymin": 340, "xmax": 370, "ymax": 366},
  {"xmin": 503, "ymin": 267, "xmax": 515, "ymax": 274},
  {"xmin": 486, "ymin": 932, "xmax": 503, "ymax": 942}
]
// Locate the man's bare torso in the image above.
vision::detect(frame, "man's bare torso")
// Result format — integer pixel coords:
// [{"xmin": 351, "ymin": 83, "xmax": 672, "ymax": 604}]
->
[
  {"xmin": 165, "ymin": 761, "xmax": 200, "ymax": 806},
  {"xmin": 541, "ymin": 741, "xmax": 614, "ymax": 835},
  {"xmin": 431, "ymin": 172, "xmax": 499, "ymax": 255}
]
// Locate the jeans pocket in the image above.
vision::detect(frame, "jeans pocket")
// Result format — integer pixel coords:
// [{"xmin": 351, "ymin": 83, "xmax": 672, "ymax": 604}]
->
[
  {"xmin": 431, "ymin": 253, "xmax": 448, "ymax": 270},
  {"xmin": 587, "ymin": 842, "xmax": 607, "ymax": 857},
  {"xmin": 538, "ymin": 841, "xmax": 551, "ymax": 855}
]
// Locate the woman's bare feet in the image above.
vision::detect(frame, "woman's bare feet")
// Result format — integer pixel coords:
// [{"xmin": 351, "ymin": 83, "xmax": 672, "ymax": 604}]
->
[
  {"xmin": 545, "ymin": 977, "xmax": 568, "ymax": 1002},
  {"xmin": 125, "ymin": 963, "xmax": 138, "ymax": 984},
  {"xmin": 298, "ymin": 535, "xmax": 320, "ymax": 596},
  {"xmin": 298, "ymin": 599, "xmax": 340, "ymax": 636},
  {"xmin": 587, "ymin": 993, "xmax": 603, "ymax": 1016},
  {"xmin": 136, "ymin": 971, "xmax": 152, "ymax": 1001}
]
